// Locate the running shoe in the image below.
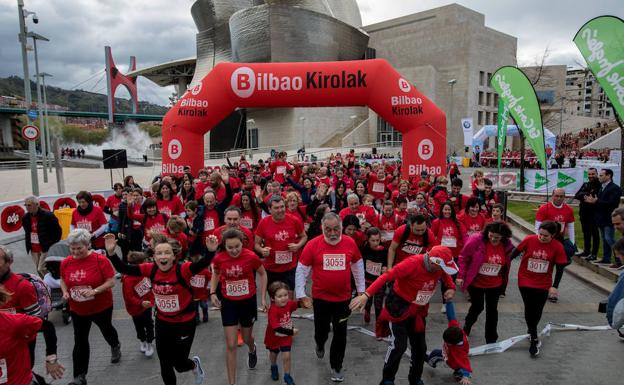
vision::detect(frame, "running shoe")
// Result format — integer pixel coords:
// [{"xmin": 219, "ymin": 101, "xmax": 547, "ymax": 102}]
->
[
  {"xmin": 111, "ymin": 344, "xmax": 122, "ymax": 363},
  {"xmin": 140, "ymin": 341, "xmax": 147, "ymax": 353},
  {"xmin": 284, "ymin": 373, "xmax": 296, "ymax": 385},
  {"xmin": 145, "ymin": 342, "xmax": 154, "ymax": 358},
  {"xmin": 441, "ymin": 304, "xmax": 446, "ymax": 314},
  {"xmin": 315, "ymin": 344, "xmax": 325, "ymax": 359},
  {"xmin": 248, "ymin": 343, "xmax": 258, "ymax": 369},
  {"xmin": 192, "ymin": 356, "xmax": 205, "ymax": 384},
  {"xmin": 529, "ymin": 339, "xmax": 541, "ymax": 357},
  {"xmin": 548, "ymin": 295, "xmax": 558, "ymax": 303},
  {"xmin": 426, "ymin": 349, "xmax": 444, "ymax": 368},
  {"xmin": 330, "ymin": 369, "xmax": 344, "ymax": 382},
  {"xmin": 67, "ymin": 374, "xmax": 87, "ymax": 385},
  {"xmin": 271, "ymin": 364, "xmax": 279, "ymax": 381}
]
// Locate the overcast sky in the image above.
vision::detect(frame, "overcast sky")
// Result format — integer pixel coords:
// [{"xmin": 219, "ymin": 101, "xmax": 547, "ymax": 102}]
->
[{"xmin": 0, "ymin": 0, "xmax": 620, "ymax": 106}]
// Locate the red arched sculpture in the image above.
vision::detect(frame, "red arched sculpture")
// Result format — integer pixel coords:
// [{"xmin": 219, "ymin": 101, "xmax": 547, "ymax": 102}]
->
[
  {"xmin": 161, "ymin": 59, "xmax": 446, "ymax": 179},
  {"xmin": 105, "ymin": 46, "xmax": 138, "ymax": 122}
]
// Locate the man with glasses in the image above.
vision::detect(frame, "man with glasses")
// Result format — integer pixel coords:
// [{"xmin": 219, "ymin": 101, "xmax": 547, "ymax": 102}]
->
[
  {"xmin": 295, "ymin": 212, "xmax": 365, "ymax": 383},
  {"xmin": 22, "ymin": 196, "xmax": 62, "ymax": 277}
]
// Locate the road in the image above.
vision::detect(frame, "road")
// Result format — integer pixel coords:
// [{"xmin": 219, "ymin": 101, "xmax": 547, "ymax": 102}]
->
[{"xmin": 3, "ymin": 239, "xmax": 620, "ymax": 385}]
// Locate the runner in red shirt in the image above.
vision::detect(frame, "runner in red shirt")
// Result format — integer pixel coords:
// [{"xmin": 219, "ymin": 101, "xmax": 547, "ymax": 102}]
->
[
  {"xmin": 105, "ymin": 233, "xmax": 218, "ymax": 385},
  {"xmin": 431, "ymin": 202, "xmax": 467, "ymax": 259},
  {"xmin": 535, "ymin": 188, "xmax": 576, "ymax": 246},
  {"xmin": 395, "ymin": 197, "xmax": 408, "ymax": 224},
  {"xmin": 264, "ymin": 281, "xmax": 300, "ymax": 384},
  {"xmin": 194, "ymin": 169, "xmax": 210, "ymax": 201},
  {"xmin": 270, "ymin": 152, "xmax": 292, "ymax": 184},
  {"xmin": 214, "ymin": 206, "xmax": 255, "ymax": 250},
  {"xmin": 350, "ymin": 246, "xmax": 457, "ymax": 385},
  {"xmin": 239, "ymin": 191, "xmax": 261, "ymax": 232},
  {"xmin": 128, "ymin": 198, "xmax": 169, "ymax": 247},
  {"xmin": 339, "ymin": 194, "xmax": 378, "ymax": 230},
  {"xmin": 210, "ymin": 229, "xmax": 268, "ymax": 385},
  {"xmin": 388, "ymin": 215, "xmax": 437, "ymax": 268},
  {"xmin": 368, "ymin": 168, "xmax": 391, "ymax": 206},
  {"xmin": 156, "ymin": 181, "xmax": 185, "ymax": 217},
  {"xmin": 255, "ymin": 196, "xmax": 307, "ymax": 294},
  {"xmin": 511, "ymin": 221, "xmax": 568, "ymax": 357},
  {"xmin": 448, "ymin": 178, "xmax": 469, "ymax": 214},
  {"xmin": 189, "ymin": 254, "xmax": 211, "ymax": 324},
  {"xmin": 295, "ymin": 212, "xmax": 365, "ymax": 382},
  {"xmin": 104, "ymin": 183, "xmax": 124, "ymax": 233},
  {"xmin": 378, "ymin": 200, "xmax": 401, "ymax": 246},
  {"xmin": 430, "ymin": 177, "xmax": 450, "ymax": 217},
  {"xmin": 458, "ymin": 197, "xmax": 488, "ymax": 237},
  {"xmin": 71, "ymin": 191, "xmax": 108, "ymax": 249},
  {"xmin": 342, "ymin": 214, "xmax": 366, "ymax": 248},
  {"xmin": 61, "ymin": 229, "xmax": 120, "ymax": 384}
]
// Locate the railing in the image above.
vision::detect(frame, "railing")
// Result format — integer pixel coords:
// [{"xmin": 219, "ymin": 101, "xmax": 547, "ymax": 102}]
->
[
  {"xmin": 341, "ymin": 117, "xmax": 371, "ymax": 147},
  {"xmin": 0, "ymin": 160, "xmax": 44, "ymax": 170}
]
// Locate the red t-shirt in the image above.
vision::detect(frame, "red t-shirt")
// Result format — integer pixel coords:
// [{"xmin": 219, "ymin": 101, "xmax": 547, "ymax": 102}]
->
[
  {"xmin": 215, "ymin": 225, "xmax": 254, "ymax": 250},
  {"xmin": 194, "ymin": 181, "xmax": 209, "ymax": 201},
  {"xmin": 392, "ymin": 224, "xmax": 437, "ymax": 265},
  {"xmin": 157, "ymin": 196, "xmax": 184, "ymax": 217},
  {"xmin": 240, "ymin": 210, "xmax": 258, "ymax": 232},
  {"xmin": 190, "ymin": 268, "xmax": 211, "ymax": 301},
  {"xmin": 29, "ymin": 215, "xmax": 42, "ymax": 253},
  {"xmin": 299, "ymin": 236, "xmax": 362, "ymax": 302},
  {"xmin": 458, "ymin": 211, "xmax": 487, "ymax": 237},
  {"xmin": 121, "ymin": 275, "xmax": 154, "ymax": 317},
  {"xmin": 270, "ymin": 160, "xmax": 290, "ymax": 183},
  {"xmin": 535, "ymin": 202, "xmax": 575, "ymax": 237},
  {"xmin": 431, "ymin": 218, "xmax": 465, "ymax": 257},
  {"xmin": 60, "ymin": 252, "xmax": 115, "ymax": 316},
  {"xmin": 138, "ymin": 262, "xmax": 195, "ymax": 322},
  {"xmin": 0, "ymin": 312, "xmax": 42, "ymax": 385},
  {"xmin": 105, "ymin": 194, "xmax": 123, "ymax": 220},
  {"xmin": 516, "ymin": 235, "xmax": 567, "ymax": 290},
  {"xmin": 444, "ymin": 319, "xmax": 472, "ymax": 372},
  {"xmin": 0, "ymin": 273, "xmax": 38, "ymax": 315},
  {"xmin": 471, "ymin": 242, "xmax": 505, "ymax": 289},
  {"xmin": 339, "ymin": 205, "xmax": 379, "ymax": 228},
  {"xmin": 142, "ymin": 214, "xmax": 168, "ymax": 242},
  {"xmin": 201, "ymin": 208, "xmax": 221, "ymax": 238},
  {"xmin": 368, "ymin": 174, "xmax": 390, "ymax": 200},
  {"xmin": 212, "ymin": 249, "xmax": 263, "ymax": 301},
  {"xmin": 395, "ymin": 209, "xmax": 408, "ymax": 224},
  {"xmin": 378, "ymin": 213, "xmax": 401, "ymax": 244},
  {"xmin": 264, "ymin": 300, "xmax": 299, "ymax": 349},
  {"xmin": 255, "ymin": 215, "xmax": 304, "ymax": 272},
  {"xmin": 71, "ymin": 206, "xmax": 107, "ymax": 248}
]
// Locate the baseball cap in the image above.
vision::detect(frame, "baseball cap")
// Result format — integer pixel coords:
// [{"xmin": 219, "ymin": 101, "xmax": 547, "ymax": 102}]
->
[{"xmin": 427, "ymin": 246, "xmax": 459, "ymax": 275}]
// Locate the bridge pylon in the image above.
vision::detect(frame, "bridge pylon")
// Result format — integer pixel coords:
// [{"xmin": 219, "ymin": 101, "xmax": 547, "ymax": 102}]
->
[{"xmin": 105, "ymin": 46, "xmax": 138, "ymax": 123}]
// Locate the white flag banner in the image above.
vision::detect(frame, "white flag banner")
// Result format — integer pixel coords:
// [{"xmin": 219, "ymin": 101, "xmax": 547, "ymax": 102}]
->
[{"xmin": 461, "ymin": 118, "xmax": 474, "ymax": 146}]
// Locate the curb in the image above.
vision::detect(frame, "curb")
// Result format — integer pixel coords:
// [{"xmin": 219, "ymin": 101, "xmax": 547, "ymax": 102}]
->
[{"xmin": 506, "ymin": 211, "xmax": 615, "ymax": 294}]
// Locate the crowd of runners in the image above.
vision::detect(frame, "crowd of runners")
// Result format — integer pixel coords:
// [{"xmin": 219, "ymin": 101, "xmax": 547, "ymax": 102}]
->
[{"xmin": 2, "ymin": 149, "xmax": 623, "ymax": 385}]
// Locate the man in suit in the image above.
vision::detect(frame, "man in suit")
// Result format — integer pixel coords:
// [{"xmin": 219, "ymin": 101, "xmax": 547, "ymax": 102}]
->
[
  {"xmin": 574, "ymin": 168, "xmax": 601, "ymax": 260},
  {"xmin": 585, "ymin": 169, "xmax": 622, "ymax": 268},
  {"xmin": 22, "ymin": 196, "xmax": 62, "ymax": 276}
]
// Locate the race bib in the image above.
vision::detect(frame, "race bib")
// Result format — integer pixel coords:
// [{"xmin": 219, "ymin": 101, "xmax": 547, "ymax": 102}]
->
[
  {"xmin": 478, "ymin": 263, "xmax": 502, "ymax": 276},
  {"xmin": 401, "ymin": 244, "xmax": 422, "ymax": 255},
  {"xmin": 276, "ymin": 166, "xmax": 286, "ymax": 174},
  {"xmin": 441, "ymin": 236, "xmax": 457, "ymax": 247},
  {"xmin": 381, "ymin": 230, "xmax": 394, "ymax": 242},
  {"xmin": 155, "ymin": 294, "xmax": 181, "ymax": 313},
  {"xmin": 240, "ymin": 218, "xmax": 253, "ymax": 229},
  {"xmin": 323, "ymin": 254, "xmax": 346, "ymax": 271},
  {"xmin": 30, "ymin": 232, "xmax": 39, "ymax": 244},
  {"xmin": 413, "ymin": 290, "xmax": 433, "ymax": 306},
  {"xmin": 134, "ymin": 277, "xmax": 152, "ymax": 297},
  {"xmin": 372, "ymin": 182, "xmax": 385, "ymax": 193},
  {"xmin": 160, "ymin": 207, "xmax": 172, "ymax": 217},
  {"xmin": 527, "ymin": 258, "xmax": 549, "ymax": 273},
  {"xmin": 225, "ymin": 279, "xmax": 250, "ymax": 297},
  {"xmin": 275, "ymin": 251, "xmax": 293, "ymax": 264},
  {"xmin": 365, "ymin": 260, "xmax": 382, "ymax": 276},
  {"xmin": 190, "ymin": 275, "xmax": 206, "ymax": 288},
  {"xmin": 70, "ymin": 286, "xmax": 94, "ymax": 302},
  {"xmin": 76, "ymin": 221, "xmax": 92, "ymax": 231},
  {"xmin": 0, "ymin": 358, "xmax": 7, "ymax": 384},
  {"xmin": 204, "ymin": 218, "xmax": 215, "ymax": 231}
]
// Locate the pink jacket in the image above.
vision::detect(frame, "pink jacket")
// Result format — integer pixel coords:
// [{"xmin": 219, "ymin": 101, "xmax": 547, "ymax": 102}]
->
[{"xmin": 457, "ymin": 233, "xmax": 514, "ymax": 291}]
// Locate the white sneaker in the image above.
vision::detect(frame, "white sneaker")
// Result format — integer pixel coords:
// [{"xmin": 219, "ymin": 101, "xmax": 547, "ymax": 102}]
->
[
  {"xmin": 145, "ymin": 342, "xmax": 154, "ymax": 358},
  {"xmin": 140, "ymin": 341, "xmax": 147, "ymax": 353},
  {"xmin": 441, "ymin": 304, "xmax": 447, "ymax": 314},
  {"xmin": 192, "ymin": 356, "xmax": 205, "ymax": 385}
]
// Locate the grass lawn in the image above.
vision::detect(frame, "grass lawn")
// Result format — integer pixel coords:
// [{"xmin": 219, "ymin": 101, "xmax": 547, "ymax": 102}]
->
[{"xmin": 506, "ymin": 200, "xmax": 604, "ymax": 257}]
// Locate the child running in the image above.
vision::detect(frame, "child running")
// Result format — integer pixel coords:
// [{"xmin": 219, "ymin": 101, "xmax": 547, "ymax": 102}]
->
[
  {"xmin": 360, "ymin": 227, "xmax": 388, "ymax": 339},
  {"xmin": 426, "ymin": 301, "xmax": 472, "ymax": 385},
  {"xmin": 121, "ymin": 251, "xmax": 155, "ymax": 358},
  {"xmin": 264, "ymin": 281, "xmax": 300, "ymax": 385}
]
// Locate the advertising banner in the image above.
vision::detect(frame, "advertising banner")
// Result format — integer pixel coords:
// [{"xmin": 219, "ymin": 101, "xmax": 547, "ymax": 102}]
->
[
  {"xmin": 461, "ymin": 118, "xmax": 474, "ymax": 146},
  {"xmin": 497, "ymin": 99, "xmax": 509, "ymax": 172}
]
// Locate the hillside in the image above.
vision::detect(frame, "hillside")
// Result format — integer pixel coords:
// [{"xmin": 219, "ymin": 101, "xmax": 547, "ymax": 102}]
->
[{"xmin": 0, "ymin": 76, "xmax": 168, "ymax": 115}]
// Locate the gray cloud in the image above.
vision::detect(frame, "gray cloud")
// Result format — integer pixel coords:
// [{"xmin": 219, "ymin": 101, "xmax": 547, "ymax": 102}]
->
[{"xmin": 0, "ymin": 0, "xmax": 621, "ymax": 106}]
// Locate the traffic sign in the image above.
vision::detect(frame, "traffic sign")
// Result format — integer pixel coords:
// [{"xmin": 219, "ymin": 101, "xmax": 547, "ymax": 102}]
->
[
  {"xmin": 22, "ymin": 125, "xmax": 40, "ymax": 141},
  {"xmin": 27, "ymin": 109, "xmax": 38, "ymax": 120}
]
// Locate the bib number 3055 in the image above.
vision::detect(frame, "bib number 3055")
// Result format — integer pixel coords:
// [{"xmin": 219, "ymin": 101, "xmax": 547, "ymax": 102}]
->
[
  {"xmin": 323, "ymin": 254, "xmax": 346, "ymax": 271},
  {"xmin": 155, "ymin": 294, "xmax": 181, "ymax": 313}
]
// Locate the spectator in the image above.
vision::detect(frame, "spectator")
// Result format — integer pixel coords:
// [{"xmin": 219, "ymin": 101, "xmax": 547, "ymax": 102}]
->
[{"xmin": 22, "ymin": 196, "xmax": 62, "ymax": 276}]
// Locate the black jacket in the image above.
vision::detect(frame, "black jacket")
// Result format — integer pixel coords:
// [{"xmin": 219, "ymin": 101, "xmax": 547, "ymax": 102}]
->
[
  {"xmin": 574, "ymin": 179, "xmax": 601, "ymax": 218},
  {"xmin": 22, "ymin": 208, "xmax": 62, "ymax": 253},
  {"xmin": 595, "ymin": 182, "xmax": 622, "ymax": 227}
]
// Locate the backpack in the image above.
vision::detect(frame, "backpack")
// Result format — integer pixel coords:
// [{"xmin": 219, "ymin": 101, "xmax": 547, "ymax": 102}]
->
[{"xmin": 18, "ymin": 273, "xmax": 52, "ymax": 318}]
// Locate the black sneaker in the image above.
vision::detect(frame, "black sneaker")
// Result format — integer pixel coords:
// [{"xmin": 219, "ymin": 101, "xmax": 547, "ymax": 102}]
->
[
  {"xmin": 248, "ymin": 343, "xmax": 257, "ymax": 369},
  {"xmin": 111, "ymin": 344, "xmax": 122, "ymax": 363},
  {"xmin": 529, "ymin": 339, "xmax": 541, "ymax": 357},
  {"xmin": 315, "ymin": 344, "xmax": 325, "ymax": 359},
  {"xmin": 68, "ymin": 374, "xmax": 87, "ymax": 385},
  {"xmin": 271, "ymin": 364, "xmax": 279, "ymax": 381},
  {"xmin": 584, "ymin": 254, "xmax": 597, "ymax": 261}
]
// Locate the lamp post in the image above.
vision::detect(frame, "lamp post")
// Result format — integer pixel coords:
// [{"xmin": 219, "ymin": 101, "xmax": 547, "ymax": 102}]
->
[
  {"xmin": 40, "ymin": 72, "xmax": 63, "ymax": 193},
  {"xmin": 28, "ymin": 31, "xmax": 49, "ymax": 182},
  {"xmin": 350, "ymin": 115, "xmax": 357, "ymax": 147},
  {"xmin": 448, "ymin": 79, "xmax": 457, "ymax": 154},
  {"xmin": 246, "ymin": 118, "xmax": 255, "ymax": 159},
  {"xmin": 299, "ymin": 116, "xmax": 306, "ymax": 149},
  {"xmin": 17, "ymin": 0, "xmax": 39, "ymax": 195}
]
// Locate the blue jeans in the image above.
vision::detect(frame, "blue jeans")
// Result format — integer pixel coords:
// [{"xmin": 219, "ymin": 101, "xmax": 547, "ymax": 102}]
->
[{"xmin": 599, "ymin": 225, "xmax": 615, "ymax": 262}]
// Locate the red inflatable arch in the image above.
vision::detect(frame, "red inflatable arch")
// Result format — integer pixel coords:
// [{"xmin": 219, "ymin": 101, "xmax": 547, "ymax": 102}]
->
[{"xmin": 162, "ymin": 59, "xmax": 446, "ymax": 179}]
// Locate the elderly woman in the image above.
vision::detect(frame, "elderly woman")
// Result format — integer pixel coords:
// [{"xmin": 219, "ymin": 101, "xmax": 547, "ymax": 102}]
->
[
  {"xmin": 456, "ymin": 222, "xmax": 514, "ymax": 343},
  {"xmin": 60, "ymin": 229, "xmax": 120, "ymax": 385}
]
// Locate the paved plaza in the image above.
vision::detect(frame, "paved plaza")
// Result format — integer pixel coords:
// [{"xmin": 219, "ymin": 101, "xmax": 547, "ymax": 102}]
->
[{"xmin": 3, "ymin": 239, "xmax": 620, "ymax": 385}]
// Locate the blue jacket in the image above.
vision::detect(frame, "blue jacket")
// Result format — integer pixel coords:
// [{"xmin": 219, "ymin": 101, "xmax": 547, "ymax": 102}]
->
[
  {"xmin": 595, "ymin": 181, "xmax": 622, "ymax": 226},
  {"xmin": 607, "ymin": 271, "xmax": 624, "ymax": 327}
]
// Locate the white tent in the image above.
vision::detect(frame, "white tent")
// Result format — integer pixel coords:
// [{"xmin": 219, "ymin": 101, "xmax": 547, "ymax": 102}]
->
[{"xmin": 472, "ymin": 125, "xmax": 556, "ymax": 156}]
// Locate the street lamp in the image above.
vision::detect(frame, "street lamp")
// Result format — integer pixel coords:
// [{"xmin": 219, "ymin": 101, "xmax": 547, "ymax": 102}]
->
[
  {"xmin": 299, "ymin": 116, "xmax": 306, "ymax": 150},
  {"xmin": 350, "ymin": 115, "xmax": 357, "ymax": 147},
  {"xmin": 28, "ymin": 31, "xmax": 49, "ymax": 182},
  {"xmin": 17, "ymin": 0, "xmax": 39, "ymax": 195},
  {"xmin": 448, "ymin": 79, "xmax": 457, "ymax": 154}
]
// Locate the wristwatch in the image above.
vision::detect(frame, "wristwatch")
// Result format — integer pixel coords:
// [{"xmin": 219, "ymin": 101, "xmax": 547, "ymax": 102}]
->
[{"xmin": 46, "ymin": 354, "xmax": 57, "ymax": 364}]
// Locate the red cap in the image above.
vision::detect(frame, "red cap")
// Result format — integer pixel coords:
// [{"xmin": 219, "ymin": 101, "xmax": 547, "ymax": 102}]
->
[{"xmin": 428, "ymin": 245, "xmax": 459, "ymax": 275}]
